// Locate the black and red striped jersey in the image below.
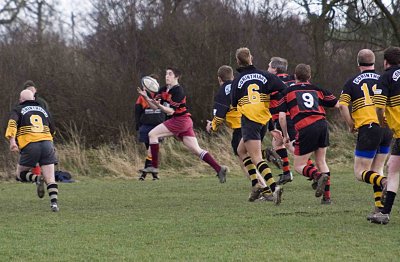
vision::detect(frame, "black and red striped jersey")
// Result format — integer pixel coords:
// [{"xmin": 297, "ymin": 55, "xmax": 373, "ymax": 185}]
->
[
  {"xmin": 375, "ymin": 65, "xmax": 400, "ymax": 138},
  {"xmin": 5, "ymin": 100, "xmax": 54, "ymax": 149},
  {"xmin": 231, "ymin": 65, "xmax": 286, "ymax": 125},
  {"xmin": 156, "ymin": 85, "xmax": 190, "ymax": 117},
  {"xmin": 278, "ymin": 82, "xmax": 338, "ymax": 131},
  {"xmin": 277, "ymin": 73, "xmax": 295, "ymax": 86},
  {"xmin": 339, "ymin": 70, "xmax": 380, "ymax": 129},
  {"xmin": 134, "ymin": 92, "xmax": 166, "ymax": 130},
  {"xmin": 211, "ymin": 81, "xmax": 241, "ymax": 131},
  {"xmin": 269, "ymin": 74, "xmax": 295, "ymax": 121}
]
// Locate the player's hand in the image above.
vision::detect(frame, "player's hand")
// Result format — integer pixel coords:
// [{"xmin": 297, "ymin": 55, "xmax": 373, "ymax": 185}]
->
[
  {"xmin": 283, "ymin": 135, "xmax": 290, "ymax": 145},
  {"xmin": 137, "ymin": 87, "xmax": 148, "ymax": 98},
  {"xmin": 206, "ymin": 120, "xmax": 212, "ymax": 133},
  {"xmin": 10, "ymin": 141, "xmax": 19, "ymax": 152},
  {"xmin": 349, "ymin": 123, "xmax": 357, "ymax": 133},
  {"xmin": 270, "ymin": 129, "xmax": 283, "ymax": 140}
]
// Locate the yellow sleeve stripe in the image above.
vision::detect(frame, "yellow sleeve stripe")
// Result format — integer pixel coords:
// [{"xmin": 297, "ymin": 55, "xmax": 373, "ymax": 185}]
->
[{"xmin": 5, "ymin": 120, "xmax": 17, "ymax": 139}]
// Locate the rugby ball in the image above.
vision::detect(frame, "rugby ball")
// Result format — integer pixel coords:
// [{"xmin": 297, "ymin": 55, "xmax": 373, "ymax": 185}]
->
[{"xmin": 141, "ymin": 76, "xmax": 160, "ymax": 93}]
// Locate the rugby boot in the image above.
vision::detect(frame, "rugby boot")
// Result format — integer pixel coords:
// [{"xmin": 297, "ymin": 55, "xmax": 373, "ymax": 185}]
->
[
  {"xmin": 217, "ymin": 165, "xmax": 228, "ymax": 183},
  {"xmin": 273, "ymin": 186, "xmax": 283, "ymax": 205},
  {"xmin": 321, "ymin": 197, "xmax": 331, "ymax": 205},
  {"xmin": 36, "ymin": 175, "xmax": 45, "ymax": 199},
  {"xmin": 142, "ymin": 166, "xmax": 159, "ymax": 174},
  {"xmin": 277, "ymin": 172, "xmax": 293, "ymax": 185},
  {"xmin": 367, "ymin": 207, "xmax": 383, "ymax": 221},
  {"xmin": 369, "ymin": 212, "xmax": 389, "ymax": 225},
  {"xmin": 262, "ymin": 148, "xmax": 283, "ymax": 169},
  {"xmin": 248, "ymin": 183, "xmax": 263, "ymax": 202},
  {"xmin": 257, "ymin": 187, "xmax": 274, "ymax": 201},
  {"xmin": 315, "ymin": 173, "xmax": 329, "ymax": 198},
  {"xmin": 50, "ymin": 202, "xmax": 60, "ymax": 212}
]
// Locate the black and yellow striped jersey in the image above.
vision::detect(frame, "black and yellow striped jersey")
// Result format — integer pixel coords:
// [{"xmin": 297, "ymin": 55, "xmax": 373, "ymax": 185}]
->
[
  {"xmin": 339, "ymin": 70, "xmax": 380, "ymax": 129},
  {"xmin": 231, "ymin": 65, "xmax": 286, "ymax": 125},
  {"xmin": 375, "ymin": 65, "xmax": 400, "ymax": 138},
  {"xmin": 5, "ymin": 100, "xmax": 54, "ymax": 149},
  {"xmin": 211, "ymin": 81, "xmax": 241, "ymax": 131}
]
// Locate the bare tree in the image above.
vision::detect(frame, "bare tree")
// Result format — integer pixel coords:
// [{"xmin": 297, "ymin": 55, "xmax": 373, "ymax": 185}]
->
[{"xmin": 0, "ymin": 0, "xmax": 25, "ymax": 24}]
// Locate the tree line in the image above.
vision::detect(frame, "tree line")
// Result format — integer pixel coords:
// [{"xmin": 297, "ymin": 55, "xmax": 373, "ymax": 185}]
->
[{"xmin": 0, "ymin": 0, "xmax": 399, "ymax": 161}]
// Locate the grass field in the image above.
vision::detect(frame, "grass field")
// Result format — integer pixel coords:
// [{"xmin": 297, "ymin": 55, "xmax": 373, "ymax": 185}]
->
[{"xmin": 0, "ymin": 168, "xmax": 399, "ymax": 261}]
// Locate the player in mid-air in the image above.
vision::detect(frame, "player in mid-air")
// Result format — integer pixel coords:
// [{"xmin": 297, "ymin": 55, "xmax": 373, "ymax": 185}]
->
[
  {"xmin": 370, "ymin": 46, "xmax": 400, "ymax": 224},
  {"xmin": 231, "ymin": 47, "xmax": 286, "ymax": 205},
  {"xmin": 279, "ymin": 64, "xmax": 339, "ymax": 204},
  {"xmin": 137, "ymin": 67, "xmax": 228, "ymax": 182},
  {"xmin": 5, "ymin": 90, "xmax": 60, "ymax": 212},
  {"xmin": 339, "ymin": 49, "xmax": 391, "ymax": 220},
  {"xmin": 206, "ymin": 65, "xmax": 273, "ymax": 201}
]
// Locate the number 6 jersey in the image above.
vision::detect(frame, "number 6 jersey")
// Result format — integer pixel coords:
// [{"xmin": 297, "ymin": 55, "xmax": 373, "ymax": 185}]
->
[
  {"xmin": 278, "ymin": 82, "xmax": 338, "ymax": 131},
  {"xmin": 231, "ymin": 65, "xmax": 286, "ymax": 125},
  {"xmin": 5, "ymin": 100, "xmax": 54, "ymax": 149}
]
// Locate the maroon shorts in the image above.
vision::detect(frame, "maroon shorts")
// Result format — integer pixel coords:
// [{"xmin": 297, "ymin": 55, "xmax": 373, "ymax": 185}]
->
[{"xmin": 164, "ymin": 114, "xmax": 196, "ymax": 139}]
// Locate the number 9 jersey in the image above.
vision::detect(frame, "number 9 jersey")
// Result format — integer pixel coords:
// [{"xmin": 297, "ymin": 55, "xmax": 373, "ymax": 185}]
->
[
  {"xmin": 5, "ymin": 100, "xmax": 54, "ymax": 149},
  {"xmin": 278, "ymin": 82, "xmax": 338, "ymax": 131},
  {"xmin": 231, "ymin": 65, "xmax": 286, "ymax": 125}
]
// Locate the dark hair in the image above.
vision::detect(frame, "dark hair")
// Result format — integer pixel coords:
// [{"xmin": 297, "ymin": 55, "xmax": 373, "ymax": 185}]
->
[
  {"xmin": 217, "ymin": 65, "xmax": 234, "ymax": 82},
  {"xmin": 166, "ymin": 67, "xmax": 182, "ymax": 78},
  {"xmin": 384, "ymin": 46, "xmax": 400, "ymax": 66},
  {"xmin": 149, "ymin": 73, "xmax": 160, "ymax": 82},
  {"xmin": 23, "ymin": 80, "xmax": 36, "ymax": 89},
  {"xmin": 295, "ymin": 64, "xmax": 311, "ymax": 82}
]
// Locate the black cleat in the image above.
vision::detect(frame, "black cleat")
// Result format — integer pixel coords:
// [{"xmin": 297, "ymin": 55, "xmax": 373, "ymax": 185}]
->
[
  {"xmin": 315, "ymin": 173, "xmax": 329, "ymax": 198},
  {"xmin": 277, "ymin": 172, "xmax": 293, "ymax": 185},
  {"xmin": 262, "ymin": 148, "xmax": 283, "ymax": 169}
]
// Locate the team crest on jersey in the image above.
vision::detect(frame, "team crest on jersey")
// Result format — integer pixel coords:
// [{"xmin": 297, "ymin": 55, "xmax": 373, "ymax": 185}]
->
[
  {"xmin": 393, "ymin": 69, "xmax": 400, "ymax": 81},
  {"xmin": 225, "ymin": 84, "xmax": 231, "ymax": 95},
  {"xmin": 238, "ymin": 73, "xmax": 267, "ymax": 89}
]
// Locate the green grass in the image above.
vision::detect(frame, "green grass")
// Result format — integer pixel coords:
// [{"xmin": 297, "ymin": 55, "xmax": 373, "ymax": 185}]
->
[{"xmin": 0, "ymin": 168, "xmax": 399, "ymax": 261}]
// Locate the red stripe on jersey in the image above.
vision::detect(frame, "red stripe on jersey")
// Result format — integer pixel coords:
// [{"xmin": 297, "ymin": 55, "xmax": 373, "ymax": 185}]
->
[{"xmin": 294, "ymin": 114, "xmax": 325, "ymax": 131}]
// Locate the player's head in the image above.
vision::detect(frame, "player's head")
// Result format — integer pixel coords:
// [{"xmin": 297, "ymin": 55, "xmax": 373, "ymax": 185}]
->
[
  {"xmin": 235, "ymin": 47, "xmax": 252, "ymax": 67},
  {"xmin": 165, "ymin": 67, "xmax": 181, "ymax": 86},
  {"xmin": 23, "ymin": 80, "xmax": 37, "ymax": 94},
  {"xmin": 217, "ymin": 65, "xmax": 234, "ymax": 83},
  {"xmin": 383, "ymin": 46, "xmax": 400, "ymax": 68},
  {"xmin": 294, "ymin": 64, "xmax": 311, "ymax": 82},
  {"xmin": 20, "ymin": 89, "xmax": 35, "ymax": 103},
  {"xmin": 357, "ymin": 49, "xmax": 375, "ymax": 68},
  {"xmin": 268, "ymin": 57, "xmax": 288, "ymax": 74}
]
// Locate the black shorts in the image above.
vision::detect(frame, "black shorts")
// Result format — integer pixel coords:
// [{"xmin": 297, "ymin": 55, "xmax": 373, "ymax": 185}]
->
[
  {"xmin": 355, "ymin": 123, "xmax": 383, "ymax": 158},
  {"xmin": 391, "ymin": 138, "xmax": 400, "ymax": 156},
  {"xmin": 275, "ymin": 117, "xmax": 296, "ymax": 141},
  {"xmin": 231, "ymin": 128, "xmax": 242, "ymax": 156},
  {"xmin": 241, "ymin": 116, "xmax": 267, "ymax": 142},
  {"xmin": 19, "ymin": 141, "xmax": 58, "ymax": 167},
  {"xmin": 377, "ymin": 127, "xmax": 393, "ymax": 154},
  {"xmin": 139, "ymin": 124, "xmax": 157, "ymax": 143},
  {"xmin": 294, "ymin": 120, "xmax": 329, "ymax": 156}
]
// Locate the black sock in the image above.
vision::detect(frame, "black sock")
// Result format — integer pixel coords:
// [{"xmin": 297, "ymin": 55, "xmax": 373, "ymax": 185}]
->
[{"xmin": 382, "ymin": 191, "xmax": 396, "ymax": 214}]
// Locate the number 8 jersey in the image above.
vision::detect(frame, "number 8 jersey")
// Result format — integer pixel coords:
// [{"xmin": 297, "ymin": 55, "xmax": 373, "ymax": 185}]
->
[
  {"xmin": 278, "ymin": 82, "xmax": 338, "ymax": 131},
  {"xmin": 5, "ymin": 100, "xmax": 54, "ymax": 149}
]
